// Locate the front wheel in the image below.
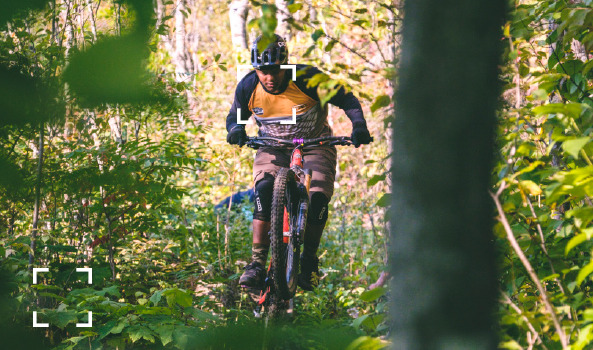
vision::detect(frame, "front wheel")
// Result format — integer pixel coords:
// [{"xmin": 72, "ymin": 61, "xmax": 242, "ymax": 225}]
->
[{"xmin": 270, "ymin": 168, "xmax": 301, "ymax": 300}]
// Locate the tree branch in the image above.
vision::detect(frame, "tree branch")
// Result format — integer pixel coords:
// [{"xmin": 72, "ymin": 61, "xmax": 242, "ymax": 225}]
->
[
  {"xmin": 500, "ymin": 289, "xmax": 548, "ymax": 350},
  {"xmin": 525, "ymin": 195, "xmax": 566, "ymax": 295},
  {"xmin": 490, "ymin": 184, "xmax": 568, "ymax": 348}
]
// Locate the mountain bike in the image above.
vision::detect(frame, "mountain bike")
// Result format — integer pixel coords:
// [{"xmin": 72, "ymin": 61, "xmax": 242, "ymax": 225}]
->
[{"xmin": 244, "ymin": 135, "xmax": 361, "ymax": 317}]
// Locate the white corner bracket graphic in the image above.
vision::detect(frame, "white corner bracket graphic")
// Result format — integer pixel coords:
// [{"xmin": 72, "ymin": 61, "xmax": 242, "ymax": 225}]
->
[
  {"xmin": 280, "ymin": 65, "xmax": 297, "ymax": 81},
  {"xmin": 33, "ymin": 269, "xmax": 50, "ymax": 327},
  {"xmin": 280, "ymin": 107, "xmax": 297, "ymax": 125},
  {"xmin": 236, "ymin": 64, "xmax": 253, "ymax": 81},
  {"xmin": 236, "ymin": 108, "xmax": 252, "ymax": 125},
  {"xmin": 236, "ymin": 64, "xmax": 297, "ymax": 125},
  {"xmin": 32, "ymin": 267, "xmax": 49, "ymax": 285},
  {"xmin": 33, "ymin": 311, "xmax": 49, "ymax": 328},
  {"xmin": 76, "ymin": 311, "xmax": 93, "ymax": 328},
  {"xmin": 278, "ymin": 65, "xmax": 296, "ymax": 124},
  {"xmin": 76, "ymin": 267, "xmax": 93, "ymax": 284}
]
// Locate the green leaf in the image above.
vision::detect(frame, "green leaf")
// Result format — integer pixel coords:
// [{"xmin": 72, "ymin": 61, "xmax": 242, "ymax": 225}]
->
[
  {"xmin": 567, "ymin": 207, "xmax": 593, "ymax": 228},
  {"xmin": 127, "ymin": 325, "xmax": 155, "ymax": 343},
  {"xmin": 583, "ymin": 309, "xmax": 593, "ymax": 322},
  {"xmin": 360, "ymin": 287, "xmax": 386, "ymax": 302},
  {"xmin": 348, "ymin": 73, "xmax": 361, "ymax": 82},
  {"xmin": 257, "ymin": 5, "xmax": 278, "ymax": 43},
  {"xmin": 499, "ymin": 340, "xmax": 523, "ymax": 350},
  {"xmin": 376, "ymin": 193, "xmax": 391, "ymax": 208},
  {"xmin": 577, "ymin": 260, "xmax": 593, "ymax": 286},
  {"xmin": 352, "ymin": 314, "xmax": 369, "ymax": 329},
  {"xmin": 68, "ymin": 335, "xmax": 90, "ymax": 344},
  {"xmin": 533, "ymin": 102, "xmax": 584, "ymax": 119},
  {"xmin": 574, "ymin": 323, "xmax": 593, "ymax": 349},
  {"xmin": 98, "ymin": 320, "xmax": 128, "ymax": 340},
  {"xmin": 153, "ymin": 325, "xmax": 175, "ymax": 346},
  {"xmin": 518, "ymin": 180, "xmax": 542, "ymax": 196},
  {"xmin": 39, "ymin": 292, "xmax": 66, "ymax": 301},
  {"xmin": 565, "ymin": 228, "xmax": 593, "ymax": 255},
  {"xmin": 97, "ymin": 285, "xmax": 121, "ymax": 298},
  {"xmin": 354, "ymin": 8, "xmax": 368, "ymax": 13},
  {"xmin": 367, "ymin": 174, "xmax": 386, "ymax": 186},
  {"xmin": 560, "ymin": 59, "xmax": 584, "ymax": 76},
  {"xmin": 63, "ymin": 33, "xmax": 156, "ymax": 106},
  {"xmin": 150, "ymin": 290, "xmax": 163, "ymax": 306},
  {"xmin": 361, "ymin": 314, "xmax": 386, "ymax": 332},
  {"xmin": 563, "ymin": 137, "xmax": 591, "ymax": 159},
  {"xmin": 162, "ymin": 288, "xmax": 192, "ymax": 308},
  {"xmin": 214, "ymin": 53, "xmax": 221, "ymax": 62},
  {"xmin": 319, "ymin": 88, "xmax": 338, "ymax": 107},
  {"xmin": 303, "ymin": 45, "xmax": 315, "ymax": 57},
  {"xmin": 306, "ymin": 73, "xmax": 330, "ymax": 88},
  {"xmin": 545, "ymin": 166, "xmax": 593, "ymax": 203},
  {"xmin": 370, "ymin": 95, "xmax": 391, "ymax": 113},
  {"xmin": 346, "ymin": 336, "xmax": 387, "ymax": 350},
  {"xmin": 287, "ymin": 3, "xmax": 303, "ymax": 13},
  {"xmin": 583, "ymin": 59, "xmax": 593, "ymax": 76},
  {"xmin": 352, "ymin": 19, "xmax": 368, "ymax": 27},
  {"xmin": 510, "ymin": 161, "xmax": 543, "ymax": 179},
  {"xmin": 187, "ymin": 307, "xmax": 220, "ymax": 321},
  {"xmin": 324, "ymin": 40, "xmax": 337, "ymax": 52},
  {"xmin": 43, "ymin": 310, "xmax": 79, "ymax": 329},
  {"xmin": 46, "ymin": 244, "xmax": 77, "ymax": 252},
  {"xmin": 312, "ymin": 29, "xmax": 325, "ymax": 41}
]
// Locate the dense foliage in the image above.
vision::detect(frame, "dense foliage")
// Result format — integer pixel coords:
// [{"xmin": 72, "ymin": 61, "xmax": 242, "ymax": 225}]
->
[
  {"xmin": 497, "ymin": 0, "xmax": 593, "ymax": 349},
  {"xmin": 8, "ymin": 0, "xmax": 593, "ymax": 349}
]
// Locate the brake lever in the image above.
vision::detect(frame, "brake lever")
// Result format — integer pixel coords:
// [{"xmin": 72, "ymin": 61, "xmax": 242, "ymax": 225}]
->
[{"xmin": 245, "ymin": 141, "xmax": 261, "ymax": 149}]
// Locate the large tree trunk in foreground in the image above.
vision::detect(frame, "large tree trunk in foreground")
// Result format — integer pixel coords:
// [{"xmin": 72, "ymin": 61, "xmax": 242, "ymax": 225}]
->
[{"xmin": 390, "ymin": 0, "xmax": 506, "ymax": 349}]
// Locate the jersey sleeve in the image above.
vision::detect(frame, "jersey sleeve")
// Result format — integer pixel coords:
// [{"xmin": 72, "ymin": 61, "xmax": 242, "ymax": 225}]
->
[
  {"xmin": 294, "ymin": 65, "xmax": 367, "ymax": 128},
  {"xmin": 226, "ymin": 72, "xmax": 258, "ymax": 132}
]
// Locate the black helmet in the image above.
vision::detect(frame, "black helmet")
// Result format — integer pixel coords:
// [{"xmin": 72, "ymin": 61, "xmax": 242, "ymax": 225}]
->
[{"xmin": 251, "ymin": 34, "xmax": 288, "ymax": 69}]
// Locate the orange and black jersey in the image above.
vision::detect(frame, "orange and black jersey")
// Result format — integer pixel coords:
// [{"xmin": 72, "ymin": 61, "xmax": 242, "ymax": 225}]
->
[{"xmin": 226, "ymin": 64, "xmax": 366, "ymax": 139}]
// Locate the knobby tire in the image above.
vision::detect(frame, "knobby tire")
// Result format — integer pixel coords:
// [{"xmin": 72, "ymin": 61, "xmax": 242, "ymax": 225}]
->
[{"xmin": 270, "ymin": 168, "xmax": 300, "ymax": 301}]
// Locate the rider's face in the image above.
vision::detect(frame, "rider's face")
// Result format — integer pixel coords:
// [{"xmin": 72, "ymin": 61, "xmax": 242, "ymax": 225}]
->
[{"xmin": 255, "ymin": 66, "xmax": 286, "ymax": 93}]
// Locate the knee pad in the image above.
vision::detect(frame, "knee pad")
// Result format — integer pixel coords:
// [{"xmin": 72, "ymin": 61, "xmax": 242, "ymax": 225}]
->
[
  {"xmin": 253, "ymin": 173, "xmax": 274, "ymax": 221},
  {"xmin": 308, "ymin": 192, "xmax": 329, "ymax": 225}
]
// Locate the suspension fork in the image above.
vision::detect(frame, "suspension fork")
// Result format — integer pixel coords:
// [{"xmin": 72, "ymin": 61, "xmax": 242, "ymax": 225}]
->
[{"xmin": 283, "ymin": 146, "xmax": 311, "ymax": 244}]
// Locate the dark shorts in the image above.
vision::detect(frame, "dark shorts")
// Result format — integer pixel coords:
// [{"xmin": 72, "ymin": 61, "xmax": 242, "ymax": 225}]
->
[{"xmin": 253, "ymin": 146, "xmax": 337, "ymax": 200}]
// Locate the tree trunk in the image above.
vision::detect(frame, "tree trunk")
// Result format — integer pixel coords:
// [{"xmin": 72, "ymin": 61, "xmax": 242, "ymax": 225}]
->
[
  {"xmin": 62, "ymin": 0, "xmax": 75, "ymax": 57},
  {"xmin": 156, "ymin": 0, "xmax": 173, "ymax": 54},
  {"xmin": 174, "ymin": 0, "xmax": 191, "ymax": 82},
  {"xmin": 389, "ymin": 0, "xmax": 506, "ymax": 348},
  {"xmin": 229, "ymin": 0, "xmax": 249, "ymax": 51},
  {"xmin": 29, "ymin": 125, "xmax": 45, "ymax": 268},
  {"xmin": 86, "ymin": 0, "xmax": 98, "ymax": 42},
  {"xmin": 275, "ymin": 0, "xmax": 291, "ymax": 40},
  {"xmin": 172, "ymin": 0, "xmax": 200, "ymax": 117}
]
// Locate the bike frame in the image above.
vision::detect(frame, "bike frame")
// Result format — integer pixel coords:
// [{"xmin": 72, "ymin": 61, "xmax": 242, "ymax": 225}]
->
[{"xmin": 244, "ymin": 136, "xmax": 362, "ymax": 317}]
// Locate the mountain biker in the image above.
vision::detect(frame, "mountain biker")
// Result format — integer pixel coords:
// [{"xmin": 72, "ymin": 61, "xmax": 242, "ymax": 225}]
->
[{"xmin": 226, "ymin": 34, "xmax": 372, "ymax": 291}]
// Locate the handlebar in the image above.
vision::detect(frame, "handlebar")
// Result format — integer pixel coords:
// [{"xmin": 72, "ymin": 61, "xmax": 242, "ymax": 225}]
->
[{"xmin": 245, "ymin": 136, "xmax": 373, "ymax": 149}]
